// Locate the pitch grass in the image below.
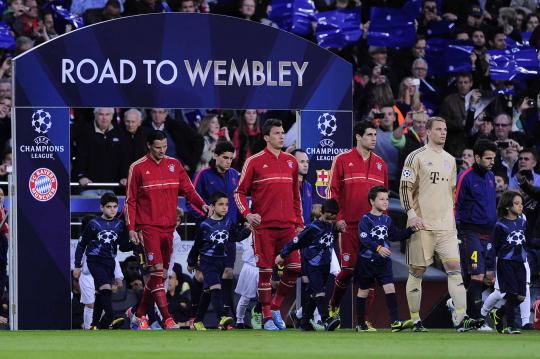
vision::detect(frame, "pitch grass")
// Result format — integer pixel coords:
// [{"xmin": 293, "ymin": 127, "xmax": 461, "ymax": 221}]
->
[{"xmin": 0, "ymin": 329, "xmax": 538, "ymax": 359}]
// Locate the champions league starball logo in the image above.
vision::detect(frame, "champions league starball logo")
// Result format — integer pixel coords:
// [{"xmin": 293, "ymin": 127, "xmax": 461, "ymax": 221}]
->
[
  {"xmin": 31, "ymin": 109, "xmax": 53, "ymax": 134},
  {"xmin": 210, "ymin": 229, "xmax": 229, "ymax": 244},
  {"xmin": 370, "ymin": 225, "xmax": 388, "ymax": 241},
  {"xmin": 28, "ymin": 168, "xmax": 58, "ymax": 202},
  {"xmin": 317, "ymin": 113, "xmax": 337, "ymax": 137},
  {"xmin": 319, "ymin": 232, "xmax": 334, "ymax": 248},
  {"xmin": 97, "ymin": 230, "xmax": 118, "ymax": 244},
  {"xmin": 507, "ymin": 230, "xmax": 525, "ymax": 246}
]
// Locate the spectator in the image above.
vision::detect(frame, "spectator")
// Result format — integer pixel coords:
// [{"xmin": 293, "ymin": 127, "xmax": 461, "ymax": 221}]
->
[
  {"xmin": 494, "ymin": 172, "xmax": 509, "ymax": 202},
  {"xmin": 395, "ymin": 77, "xmax": 421, "ymax": 117},
  {"xmin": 178, "ymin": 0, "xmax": 197, "ymax": 12},
  {"xmin": 232, "ymin": 109, "xmax": 263, "ymax": 171},
  {"xmin": 75, "ymin": 107, "xmax": 125, "ymax": 196},
  {"xmin": 391, "ymin": 111, "xmax": 428, "ymax": 171},
  {"xmin": 144, "ymin": 108, "xmax": 204, "ymax": 175},
  {"xmin": 167, "ymin": 263, "xmax": 191, "ymax": 326},
  {"xmin": 83, "ymin": 0, "xmax": 122, "ymax": 25},
  {"xmin": 493, "ymin": 113, "xmax": 526, "ymax": 144},
  {"xmin": 3, "ymin": 0, "xmax": 25, "ymax": 27},
  {"xmin": 120, "ymin": 109, "xmax": 149, "ymax": 185},
  {"xmin": 525, "ymin": 13, "xmax": 539, "ymax": 32},
  {"xmin": 0, "ymin": 80, "xmax": 11, "ymax": 99},
  {"xmin": 509, "ymin": 149, "xmax": 540, "ymax": 189},
  {"xmin": 439, "ymin": 72, "xmax": 473, "ymax": 157},
  {"xmin": 373, "ymin": 105, "xmax": 400, "ymax": 191},
  {"xmin": 12, "ymin": 0, "xmax": 38, "ymax": 39},
  {"xmin": 458, "ymin": 147, "xmax": 474, "ymax": 175},
  {"xmin": 392, "ymin": 36, "xmax": 426, "ymax": 92},
  {"xmin": 489, "ymin": 28, "xmax": 508, "ymax": 50},
  {"xmin": 470, "ymin": 30, "xmax": 491, "ymax": 90},
  {"xmin": 196, "ymin": 114, "xmax": 230, "ymax": 171}
]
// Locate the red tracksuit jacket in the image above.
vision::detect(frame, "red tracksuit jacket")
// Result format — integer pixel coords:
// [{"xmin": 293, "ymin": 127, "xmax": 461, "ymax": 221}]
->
[
  {"xmin": 329, "ymin": 149, "xmax": 388, "ymax": 225},
  {"xmin": 125, "ymin": 154, "xmax": 205, "ymax": 232},
  {"xmin": 234, "ymin": 148, "xmax": 303, "ymax": 229}
]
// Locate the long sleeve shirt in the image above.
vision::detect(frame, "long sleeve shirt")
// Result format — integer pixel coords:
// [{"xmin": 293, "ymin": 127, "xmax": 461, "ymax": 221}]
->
[
  {"xmin": 328, "ymin": 149, "xmax": 388, "ymax": 225},
  {"xmin": 125, "ymin": 154, "xmax": 206, "ymax": 232},
  {"xmin": 234, "ymin": 148, "xmax": 303, "ymax": 229},
  {"xmin": 487, "ymin": 217, "xmax": 528, "ymax": 271},
  {"xmin": 280, "ymin": 219, "xmax": 337, "ymax": 266}
]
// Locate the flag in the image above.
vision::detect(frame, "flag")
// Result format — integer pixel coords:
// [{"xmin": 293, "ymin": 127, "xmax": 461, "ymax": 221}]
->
[
  {"xmin": 368, "ymin": 7, "xmax": 415, "ymax": 48},
  {"xmin": 315, "ymin": 8, "xmax": 361, "ymax": 49},
  {"xmin": 425, "ymin": 39, "xmax": 472, "ymax": 76},
  {"xmin": 0, "ymin": 22, "xmax": 14, "ymax": 49},
  {"xmin": 44, "ymin": 1, "xmax": 84, "ymax": 33},
  {"xmin": 269, "ymin": 0, "xmax": 316, "ymax": 36}
]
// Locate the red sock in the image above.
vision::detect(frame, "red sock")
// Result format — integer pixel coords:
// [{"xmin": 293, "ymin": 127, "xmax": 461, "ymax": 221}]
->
[
  {"xmin": 330, "ymin": 268, "xmax": 353, "ymax": 308},
  {"xmin": 149, "ymin": 271, "xmax": 172, "ymax": 321},
  {"xmin": 271, "ymin": 270, "xmax": 298, "ymax": 310},
  {"xmin": 364, "ymin": 288, "xmax": 376, "ymax": 322},
  {"xmin": 135, "ymin": 286, "xmax": 153, "ymax": 318},
  {"xmin": 258, "ymin": 269, "xmax": 272, "ymax": 320}
]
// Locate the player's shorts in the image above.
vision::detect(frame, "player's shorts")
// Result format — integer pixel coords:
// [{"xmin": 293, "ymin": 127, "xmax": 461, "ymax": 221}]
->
[
  {"xmin": 139, "ymin": 227, "xmax": 173, "ymax": 269},
  {"xmin": 406, "ymin": 229, "xmax": 460, "ymax": 267},
  {"xmin": 336, "ymin": 225, "xmax": 359, "ymax": 269},
  {"xmin": 200, "ymin": 255, "xmax": 225, "ymax": 289},
  {"xmin": 460, "ymin": 229, "xmax": 490, "ymax": 276},
  {"xmin": 79, "ymin": 272, "xmax": 95, "ymax": 305},
  {"xmin": 224, "ymin": 242, "xmax": 236, "ymax": 269},
  {"xmin": 354, "ymin": 256, "xmax": 393, "ymax": 289},
  {"xmin": 252, "ymin": 226, "xmax": 299, "ymax": 269},
  {"xmin": 497, "ymin": 259, "xmax": 526, "ymax": 297},
  {"xmin": 305, "ymin": 263, "xmax": 330, "ymax": 294},
  {"xmin": 235, "ymin": 263, "xmax": 259, "ymax": 298},
  {"xmin": 87, "ymin": 260, "xmax": 114, "ymax": 289}
]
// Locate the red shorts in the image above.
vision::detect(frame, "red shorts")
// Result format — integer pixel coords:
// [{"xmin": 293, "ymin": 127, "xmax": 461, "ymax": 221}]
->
[
  {"xmin": 253, "ymin": 227, "xmax": 300, "ymax": 269},
  {"xmin": 140, "ymin": 228, "xmax": 173, "ymax": 269},
  {"xmin": 336, "ymin": 225, "xmax": 359, "ymax": 269}
]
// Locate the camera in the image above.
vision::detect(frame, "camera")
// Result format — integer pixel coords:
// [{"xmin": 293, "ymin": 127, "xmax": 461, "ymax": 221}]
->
[
  {"xmin": 497, "ymin": 141, "xmax": 509, "ymax": 149},
  {"xmin": 527, "ymin": 98, "xmax": 537, "ymax": 108},
  {"xmin": 373, "ymin": 113, "xmax": 385, "ymax": 120},
  {"xmin": 520, "ymin": 169, "xmax": 533, "ymax": 182},
  {"xmin": 379, "ymin": 65, "xmax": 388, "ymax": 76}
]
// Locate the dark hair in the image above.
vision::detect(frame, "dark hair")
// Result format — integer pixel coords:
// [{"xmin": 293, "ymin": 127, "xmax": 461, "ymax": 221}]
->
[
  {"xmin": 214, "ymin": 141, "xmax": 235, "ymax": 156},
  {"xmin": 210, "ymin": 191, "xmax": 228, "ymax": 205},
  {"xmin": 497, "ymin": 190, "xmax": 523, "ymax": 218},
  {"xmin": 519, "ymin": 148, "xmax": 538, "ymax": 162},
  {"xmin": 494, "ymin": 171, "xmax": 509, "ymax": 184},
  {"xmin": 290, "ymin": 148, "xmax": 306, "ymax": 157},
  {"xmin": 322, "ymin": 198, "xmax": 339, "ymax": 215},
  {"xmin": 473, "ymin": 139, "xmax": 497, "ymax": 158},
  {"xmin": 368, "ymin": 185, "xmax": 388, "ymax": 204},
  {"xmin": 105, "ymin": 0, "xmax": 121, "ymax": 8},
  {"xmin": 353, "ymin": 121, "xmax": 377, "ymax": 138},
  {"xmin": 100, "ymin": 192, "xmax": 118, "ymax": 206},
  {"xmin": 146, "ymin": 130, "xmax": 167, "ymax": 145},
  {"xmin": 456, "ymin": 72, "xmax": 473, "ymax": 81},
  {"xmin": 262, "ymin": 119, "xmax": 283, "ymax": 137}
]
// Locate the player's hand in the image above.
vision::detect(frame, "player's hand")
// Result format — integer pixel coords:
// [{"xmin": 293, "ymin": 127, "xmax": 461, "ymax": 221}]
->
[
  {"xmin": 187, "ymin": 265, "xmax": 195, "ymax": 274},
  {"xmin": 247, "ymin": 213, "xmax": 262, "ymax": 227},
  {"xmin": 79, "ymin": 177, "xmax": 92, "ymax": 186},
  {"xmin": 73, "ymin": 268, "xmax": 82, "ymax": 279},
  {"xmin": 119, "ymin": 178, "xmax": 127, "ymax": 186},
  {"xmin": 115, "ymin": 278, "xmax": 123, "ymax": 288},
  {"xmin": 295, "ymin": 226, "xmax": 304, "ymax": 234},
  {"xmin": 484, "ymin": 271, "xmax": 494, "ymax": 286},
  {"xmin": 275, "ymin": 255, "xmax": 285, "ymax": 266},
  {"xmin": 202, "ymin": 204, "xmax": 213, "ymax": 217},
  {"xmin": 377, "ymin": 247, "xmax": 391, "ymax": 258},
  {"xmin": 410, "ymin": 217, "xmax": 425, "ymax": 231},
  {"xmin": 336, "ymin": 220, "xmax": 347, "ymax": 232},
  {"xmin": 129, "ymin": 230, "xmax": 140, "ymax": 245}
]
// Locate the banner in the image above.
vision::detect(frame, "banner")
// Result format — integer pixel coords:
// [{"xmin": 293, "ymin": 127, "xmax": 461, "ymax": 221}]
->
[
  {"xmin": 14, "ymin": 13, "xmax": 351, "ymax": 111},
  {"xmin": 488, "ymin": 48, "xmax": 539, "ymax": 81},
  {"xmin": 269, "ymin": 0, "xmax": 316, "ymax": 36},
  {"xmin": 15, "ymin": 107, "xmax": 70, "ymax": 329},
  {"xmin": 300, "ymin": 111, "xmax": 353, "ymax": 204},
  {"xmin": 425, "ymin": 39, "xmax": 473, "ymax": 77},
  {"xmin": 315, "ymin": 8, "xmax": 361, "ymax": 49},
  {"xmin": 368, "ymin": 7, "xmax": 415, "ymax": 49}
]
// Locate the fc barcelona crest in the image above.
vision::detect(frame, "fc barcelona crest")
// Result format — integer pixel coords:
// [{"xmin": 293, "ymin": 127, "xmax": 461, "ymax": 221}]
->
[{"xmin": 315, "ymin": 169, "xmax": 331, "ymax": 199}]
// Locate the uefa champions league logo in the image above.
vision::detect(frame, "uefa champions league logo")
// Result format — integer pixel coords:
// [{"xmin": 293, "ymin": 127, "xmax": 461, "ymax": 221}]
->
[
  {"xmin": 210, "ymin": 230, "xmax": 229, "ymax": 244},
  {"xmin": 317, "ymin": 113, "xmax": 337, "ymax": 137},
  {"xmin": 319, "ymin": 233, "xmax": 334, "ymax": 248},
  {"xmin": 31, "ymin": 109, "xmax": 53, "ymax": 134},
  {"xmin": 370, "ymin": 225, "xmax": 388, "ymax": 241},
  {"xmin": 98, "ymin": 230, "xmax": 118, "ymax": 244},
  {"xmin": 507, "ymin": 230, "xmax": 525, "ymax": 246}
]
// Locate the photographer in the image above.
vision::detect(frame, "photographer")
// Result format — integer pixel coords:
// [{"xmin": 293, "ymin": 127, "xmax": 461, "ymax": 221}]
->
[{"xmin": 509, "ymin": 149, "xmax": 540, "ymax": 189}]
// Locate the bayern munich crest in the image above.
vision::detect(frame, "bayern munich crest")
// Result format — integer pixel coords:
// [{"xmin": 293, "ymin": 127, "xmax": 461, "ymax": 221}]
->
[{"xmin": 28, "ymin": 168, "xmax": 58, "ymax": 202}]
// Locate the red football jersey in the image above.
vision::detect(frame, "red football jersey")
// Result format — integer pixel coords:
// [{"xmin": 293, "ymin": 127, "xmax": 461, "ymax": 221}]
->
[{"xmin": 125, "ymin": 154, "xmax": 205, "ymax": 232}]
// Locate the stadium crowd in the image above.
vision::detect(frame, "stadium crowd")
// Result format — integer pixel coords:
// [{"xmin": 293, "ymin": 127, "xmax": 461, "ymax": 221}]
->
[{"xmin": 0, "ymin": 0, "xmax": 540, "ymax": 333}]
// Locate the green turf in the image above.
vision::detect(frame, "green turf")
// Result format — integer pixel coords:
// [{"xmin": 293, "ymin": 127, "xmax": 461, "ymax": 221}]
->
[{"xmin": 0, "ymin": 329, "xmax": 538, "ymax": 359}]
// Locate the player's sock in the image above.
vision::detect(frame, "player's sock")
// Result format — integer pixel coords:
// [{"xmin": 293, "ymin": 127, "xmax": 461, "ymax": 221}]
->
[
  {"xmin": 210, "ymin": 288, "xmax": 226, "ymax": 321},
  {"xmin": 330, "ymin": 268, "xmax": 352, "ymax": 308},
  {"xmin": 299, "ymin": 281, "xmax": 309, "ymax": 319},
  {"xmin": 91, "ymin": 292, "xmax": 103, "ymax": 328},
  {"xmin": 222, "ymin": 278, "xmax": 234, "ymax": 318},
  {"xmin": 236, "ymin": 295, "xmax": 250, "ymax": 324},
  {"xmin": 149, "ymin": 271, "xmax": 172, "ymax": 322},
  {"xmin": 258, "ymin": 269, "xmax": 272, "ymax": 320},
  {"xmin": 301, "ymin": 296, "xmax": 316, "ymax": 327},
  {"xmin": 520, "ymin": 285, "xmax": 531, "ymax": 326},
  {"xmin": 356, "ymin": 296, "xmax": 367, "ymax": 327},
  {"xmin": 448, "ymin": 270, "xmax": 467, "ymax": 323},
  {"xmin": 191, "ymin": 277, "xmax": 203, "ymax": 317},
  {"xmin": 505, "ymin": 294, "xmax": 518, "ymax": 328},
  {"xmin": 196, "ymin": 289, "xmax": 211, "ymax": 322},
  {"xmin": 98, "ymin": 289, "xmax": 113, "ymax": 328},
  {"xmin": 406, "ymin": 271, "xmax": 423, "ymax": 322},
  {"xmin": 385, "ymin": 292, "xmax": 399, "ymax": 323},
  {"xmin": 83, "ymin": 306, "xmax": 94, "ymax": 330},
  {"xmin": 136, "ymin": 285, "xmax": 153, "ymax": 318},
  {"xmin": 467, "ymin": 279, "xmax": 483, "ymax": 319},
  {"xmin": 271, "ymin": 268, "xmax": 299, "ymax": 310},
  {"xmin": 314, "ymin": 295, "xmax": 329, "ymax": 322},
  {"xmin": 365, "ymin": 288, "xmax": 375, "ymax": 322}
]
